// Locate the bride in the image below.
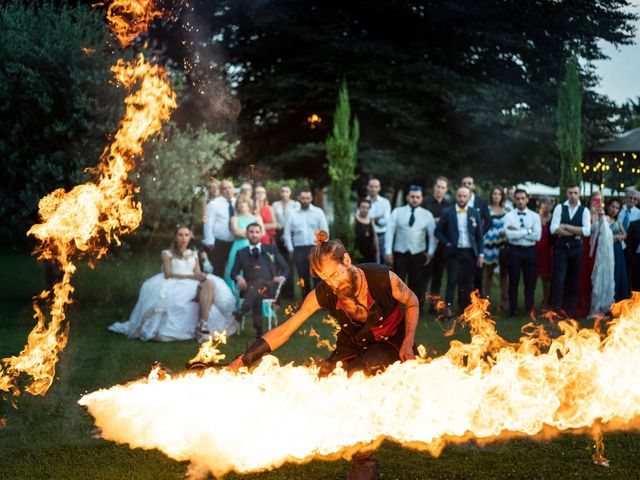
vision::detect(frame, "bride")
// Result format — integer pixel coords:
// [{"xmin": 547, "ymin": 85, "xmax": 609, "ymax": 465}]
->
[{"xmin": 109, "ymin": 225, "xmax": 237, "ymax": 342}]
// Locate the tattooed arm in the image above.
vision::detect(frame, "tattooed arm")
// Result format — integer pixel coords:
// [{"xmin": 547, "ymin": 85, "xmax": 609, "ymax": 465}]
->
[{"xmin": 389, "ymin": 271, "xmax": 419, "ymax": 361}]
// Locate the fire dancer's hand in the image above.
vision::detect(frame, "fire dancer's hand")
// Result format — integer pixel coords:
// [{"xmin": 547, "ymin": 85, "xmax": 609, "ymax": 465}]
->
[
  {"xmin": 227, "ymin": 357, "xmax": 244, "ymax": 372},
  {"xmin": 273, "ymin": 276, "xmax": 286, "ymax": 283},
  {"xmin": 399, "ymin": 340, "xmax": 415, "ymax": 361}
]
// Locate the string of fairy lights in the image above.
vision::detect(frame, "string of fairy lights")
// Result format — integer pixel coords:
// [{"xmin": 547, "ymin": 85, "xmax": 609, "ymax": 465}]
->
[{"xmin": 579, "ymin": 151, "xmax": 640, "ymax": 193}]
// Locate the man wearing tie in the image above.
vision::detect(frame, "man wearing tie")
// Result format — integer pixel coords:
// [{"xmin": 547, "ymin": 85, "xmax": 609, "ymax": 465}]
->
[
  {"xmin": 435, "ymin": 186, "xmax": 484, "ymax": 314},
  {"xmin": 620, "ymin": 189, "xmax": 640, "ymax": 231},
  {"xmin": 385, "ymin": 185, "xmax": 436, "ymax": 304},
  {"xmin": 203, "ymin": 179, "xmax": 236, "ymax": 277},
  {"xmin": 503, "ymin": 189, "xmax": 542, "ymax": 316},
  {"xmin": 231, "ymin": 223, "xmax": 289, "ymax": 336}
]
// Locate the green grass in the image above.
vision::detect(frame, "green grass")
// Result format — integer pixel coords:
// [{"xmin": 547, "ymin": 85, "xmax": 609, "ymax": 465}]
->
[{"xmin": 0, "ymin": 246, "xmax": 638, "ymax": 479}]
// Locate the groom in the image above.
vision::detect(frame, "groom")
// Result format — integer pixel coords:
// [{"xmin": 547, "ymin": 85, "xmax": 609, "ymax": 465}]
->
[{"xmin": 230, "ymin": 223, "xmax": 289, "ymax": 336}]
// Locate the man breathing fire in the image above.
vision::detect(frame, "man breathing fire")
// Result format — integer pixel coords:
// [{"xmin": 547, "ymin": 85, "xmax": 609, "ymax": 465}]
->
[{"xmin": 229, "ymin": 230, "xmax": 419, "ymax": 479}]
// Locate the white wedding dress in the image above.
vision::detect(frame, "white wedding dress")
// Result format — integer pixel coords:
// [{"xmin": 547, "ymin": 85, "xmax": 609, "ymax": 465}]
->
[{"xmin": 109, "ymin": 250, "xmax": 238, "ymax": 341}]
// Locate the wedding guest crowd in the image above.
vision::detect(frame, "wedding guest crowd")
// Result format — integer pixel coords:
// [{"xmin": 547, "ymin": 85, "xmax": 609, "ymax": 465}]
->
[
  {"xmin": 112, "ymin": 175, "xmax": 639, "ymax": 347},
  {"xmin": 369, "ymin": 179, "xmax": 638, "ymax": 321}
]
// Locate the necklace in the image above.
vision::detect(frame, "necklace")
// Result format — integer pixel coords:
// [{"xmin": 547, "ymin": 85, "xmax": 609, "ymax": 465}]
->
[{"xmin": 350, "ymin": 268, "xmax": 368, "ymax": 311}]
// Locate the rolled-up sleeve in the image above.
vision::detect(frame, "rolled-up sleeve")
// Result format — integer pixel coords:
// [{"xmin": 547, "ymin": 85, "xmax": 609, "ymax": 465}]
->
[
  {"xmin": 203, "ymin": 201, "xmax": 216, "ymax": 246},
  {"xmin": 582, "ymin": 208, "xmax": 591, "ymax": 237},
  {"xmin": 549, "ymin": 205, "xmax": 562, "ymax": 235},
  {"xmin": 426, "ymin": 213, "xmax": 436, "ymax": 256}
]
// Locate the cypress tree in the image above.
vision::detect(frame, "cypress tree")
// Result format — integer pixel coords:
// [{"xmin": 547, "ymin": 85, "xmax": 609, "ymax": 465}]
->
[
  {"xmin": 556, "ymin": 56, "xmax": 583, "ymax": 200},
  {"xmin": 326, "ymin": 80, "xmax": 360, "ymax": 247}
]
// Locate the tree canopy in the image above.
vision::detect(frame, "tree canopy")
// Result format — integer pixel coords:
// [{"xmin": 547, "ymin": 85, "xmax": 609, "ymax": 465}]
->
[{"xmin": 160, "ymin": 0, "xmax": 636, "ymax": 188}]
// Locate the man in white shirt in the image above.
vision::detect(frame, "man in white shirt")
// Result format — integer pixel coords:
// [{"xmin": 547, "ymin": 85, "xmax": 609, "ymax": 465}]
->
[
  {"xmin": 620, "ymin": 189, "xmax": 640, "ymax": 231},
  {"xmin": 272, "ymin": 184, "xmax": 300, "ymax": 299},
  {"xmin": 284, "ymin": 187, "xmax": 329, "ymax": 297},
  {"xmin": 503, "ymin": 189, "xmax": 542, "ymax": 316},
  {"xmin": 385, "ymin": 185, "xmax": 436, "ymax": 304},
  {"xmin": 549, "ymin": 184, "xmax": 591, "ymax": 317},
  {"xmin": 203, "ymin": 179, "xmax": 236, "ymax": 277},
  {"xmin": 366, "ymin": 178, "xmax": 391, "ymax": 264}
]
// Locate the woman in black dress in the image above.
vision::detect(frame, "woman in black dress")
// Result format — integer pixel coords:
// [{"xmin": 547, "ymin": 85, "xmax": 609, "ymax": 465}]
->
[{"xmin": 352, "ymin": 198, "xmax": 379, "ymax": 263}]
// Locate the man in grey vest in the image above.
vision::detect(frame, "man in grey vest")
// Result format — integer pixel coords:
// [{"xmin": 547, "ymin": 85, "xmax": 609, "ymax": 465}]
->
[{"xmin": 549, "ymin": 184, "xmax": 591, "ymax": 317}]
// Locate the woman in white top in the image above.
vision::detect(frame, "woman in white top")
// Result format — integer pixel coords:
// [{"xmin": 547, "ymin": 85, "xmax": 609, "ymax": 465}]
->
[{"xmin": 109, "ymin": 226, "xmax": 237, "ymax": 342}]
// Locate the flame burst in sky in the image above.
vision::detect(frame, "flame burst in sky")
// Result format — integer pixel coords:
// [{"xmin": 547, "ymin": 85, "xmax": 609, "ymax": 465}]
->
[
  {"xmin": 0, "ymin": 0, "xmax": 175, "ymax": 398},
  {"xmin": 80, "ymin": 293, "xmax": 640, "ymax": 477}
]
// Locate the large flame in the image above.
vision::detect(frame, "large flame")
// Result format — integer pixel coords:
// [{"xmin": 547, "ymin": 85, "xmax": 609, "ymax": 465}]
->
[
  {"xmin": 79, "ymin": 293, "xmax": 640, "ymax": 477},
  {"xmin": 0, "ymin": 0, "xmax": 175, "ymax": 398}
]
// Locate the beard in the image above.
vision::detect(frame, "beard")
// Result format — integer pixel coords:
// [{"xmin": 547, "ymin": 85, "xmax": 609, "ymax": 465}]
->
[{"xmin": 333, "ymin": 267, "xmax": 358, "ymax": 297}]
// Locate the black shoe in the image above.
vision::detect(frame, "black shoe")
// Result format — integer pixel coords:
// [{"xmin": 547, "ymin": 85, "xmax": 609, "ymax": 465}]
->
[{"xmin": 347, "ymin": 455, "xmax": 378, "ymax": 480}]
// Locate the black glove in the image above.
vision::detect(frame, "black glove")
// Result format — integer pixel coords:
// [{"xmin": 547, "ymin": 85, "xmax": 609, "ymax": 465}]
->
[{"xmin": 241, "ymin": 337, "xmax": 272, "ymax": 367}]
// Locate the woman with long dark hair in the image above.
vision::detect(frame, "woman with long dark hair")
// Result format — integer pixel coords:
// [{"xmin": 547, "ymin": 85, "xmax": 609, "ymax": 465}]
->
[{"xmin": 109, "ymin": 226, "xmax": 237, "ymax": 342}]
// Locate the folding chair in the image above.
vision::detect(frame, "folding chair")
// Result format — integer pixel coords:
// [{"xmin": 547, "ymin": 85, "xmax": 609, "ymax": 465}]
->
[{"xmin": 262, "ymin": 281, "xmax": 285, "ymax": 331}]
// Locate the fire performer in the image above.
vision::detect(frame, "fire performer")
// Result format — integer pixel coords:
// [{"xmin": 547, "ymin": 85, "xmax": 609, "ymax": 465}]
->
[{"xmin": 228, "ymin": 230, "xmax": 419, "ymax": 480}]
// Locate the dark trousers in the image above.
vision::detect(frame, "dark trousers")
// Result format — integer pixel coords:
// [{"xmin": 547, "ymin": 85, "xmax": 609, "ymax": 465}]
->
[
  {"xmin": 425, "ymin": 243, "xmax": 446, "ymax": 298},
  {"xmin": 393, "ymin": 251, "xmax": 427, "ymax": 303},
  {"xmin": 474, "ymin": 265, "xmax": 483, "ymax": 295},
  {"xmin": 628, "ymin": 252, "xmax": 640, "ymax": 292},
  {"xmin": 239, "ymin": 279, "xmax": 277, "ymax": 336},
  {"xmin": 208, "ymin": 240, "xmax": 233, "ymax": 278},
  {"xmin": 376, "ymin": 232, "xmax": 386, "ymax": 264},
  {"xmin": 551, "ymin": 245, "xmax": 583, "ymax": 317},
  {"xmin": 293, "ymin": 245, "xmax": 314, "ymax": 297},
  {"xmin": 507, "ymin": 245, "xmax": 537, "ymax": 314},
  {"xmin": 445, "ymin": 248, "xmax": 476, "ymax": 311}
]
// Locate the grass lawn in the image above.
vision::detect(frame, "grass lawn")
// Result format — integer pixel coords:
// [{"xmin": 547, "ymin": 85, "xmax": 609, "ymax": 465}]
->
[{"xmin": 1, "ymin": 240, "xmax": 638, "ymax": 479}]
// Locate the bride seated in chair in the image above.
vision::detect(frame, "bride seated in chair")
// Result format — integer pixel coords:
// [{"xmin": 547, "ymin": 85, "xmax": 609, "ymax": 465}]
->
[{"xmin": 109, "ymin": 225, "xmax": 237, "ymax": 342}]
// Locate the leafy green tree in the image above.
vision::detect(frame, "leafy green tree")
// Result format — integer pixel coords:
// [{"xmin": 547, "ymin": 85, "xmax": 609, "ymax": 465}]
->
[
  {"xmin": 326, "ymin": 80, "xmax": 359, "ymax": 247},
  {"xmin": 138, "ymin": 124, "xmax": 237, "ymax": 229},
  {"xmin": 0, "ymin": 0, "xmax": 126, "ymax": 238},
  {"xmin": 556, "ymin": 56, "xmax": 583, "ymax": 199}
]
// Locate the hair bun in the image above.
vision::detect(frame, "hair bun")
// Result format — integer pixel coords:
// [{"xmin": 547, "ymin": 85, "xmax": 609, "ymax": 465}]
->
[{"xmin": 314, "ymin": 230, "xmax": 329, "ymax": 245}]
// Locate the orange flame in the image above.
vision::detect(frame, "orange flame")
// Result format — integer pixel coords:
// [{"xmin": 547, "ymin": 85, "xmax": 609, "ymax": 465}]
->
[
  {"xmin": 188, "ymin": 332, "xmax": 228, "ymax": 367},
  {"xmin": 80, "ymin": 293, "xmax": 640, "ymax": 476},
  {"xmin": 0, "ymin": 1, "xmax": 175, "ymax": 398},
  {"xmin": 105, "ymin": 0, "xmax": 163, "ymax": 47}
]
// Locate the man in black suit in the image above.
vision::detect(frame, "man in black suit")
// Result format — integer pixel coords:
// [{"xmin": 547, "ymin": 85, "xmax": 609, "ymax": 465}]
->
[
  {"xmin": 626, "ymin": 219, "xmax": 640, "ymax": 292},
  {"xmin": 435, "ymin": 186, "xmax": 485, "ymax": 315},
  {"xmin": 230, "ymin": 223, "xmax": 289, "ymax": 336},
  {"xmin": 461, "ymin": 176, "xmax": 491, "ymax": 295}
]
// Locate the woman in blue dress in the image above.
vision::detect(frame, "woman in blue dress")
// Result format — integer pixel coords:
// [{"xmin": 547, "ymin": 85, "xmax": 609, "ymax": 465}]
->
[
  {"xmin": 483, "ymin": 186, "xmax": 508, "ymax": 311},
  {"xmin": 607, "ymin": 198, "xmax": 630, "ymax": 302},
  {"xmin": 225, "ymin": 195, "xmax": 263, "ymax": 289}
]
